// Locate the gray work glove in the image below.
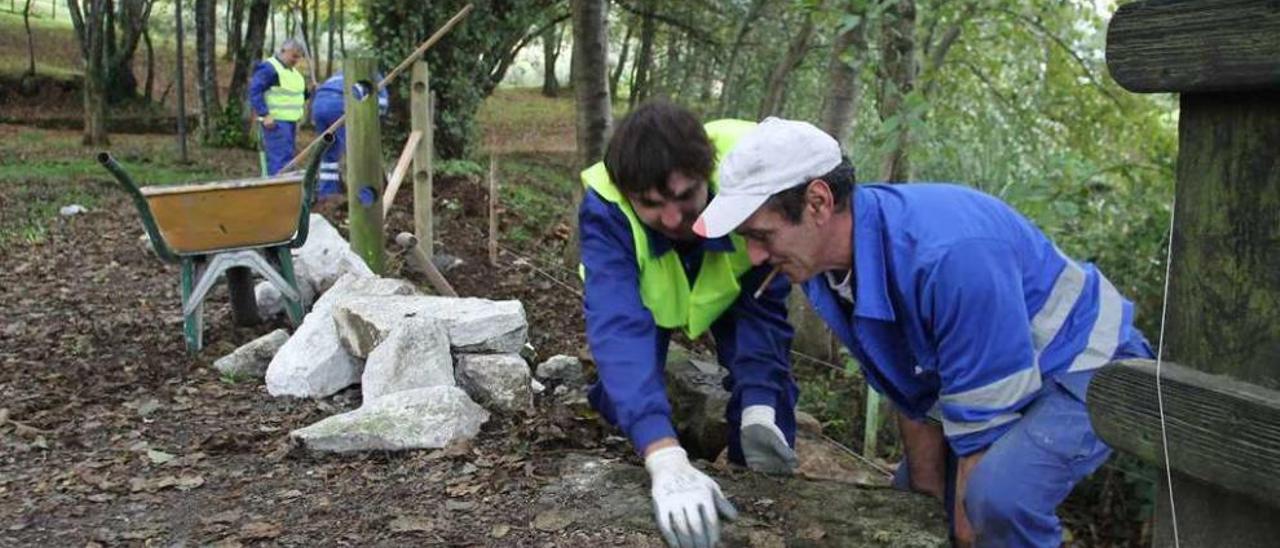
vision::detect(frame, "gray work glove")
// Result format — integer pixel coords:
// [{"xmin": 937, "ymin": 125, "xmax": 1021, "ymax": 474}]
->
[
  {"xmin": 740, "ymin": 405, "xmax": 798, "ymax": 475},
  {"xmin": 646, "ymin": 446, "xmax": 738, "ymax": 547}
]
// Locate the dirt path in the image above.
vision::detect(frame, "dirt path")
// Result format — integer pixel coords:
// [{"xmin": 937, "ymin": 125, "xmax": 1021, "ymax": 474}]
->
[{"xmin": 0, "ymin": 139, "xmax": 624, "ymax": 545}]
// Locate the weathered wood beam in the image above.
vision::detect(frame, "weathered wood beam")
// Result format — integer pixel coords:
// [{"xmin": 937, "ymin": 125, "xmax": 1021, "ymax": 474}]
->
[
  {"xmin": 1088, "ymin": 359, "xmax": 1280, "ymax": 509},
  {"xmin": 1106, "ymin": 0, "xmax": 1280, "ymax": 93},
  {"xmin": 344, "ymin": 57, "xmax": 386, "ymax": 274},
  {"xmin": 382, "ymin": 130, "xmax": 423, "ymax": 217}
]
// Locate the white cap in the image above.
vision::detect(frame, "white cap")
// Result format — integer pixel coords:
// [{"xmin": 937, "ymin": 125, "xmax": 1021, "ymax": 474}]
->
[{"xmin": 693, "ymin": 117, "xmax": 841, "ymax": 238}]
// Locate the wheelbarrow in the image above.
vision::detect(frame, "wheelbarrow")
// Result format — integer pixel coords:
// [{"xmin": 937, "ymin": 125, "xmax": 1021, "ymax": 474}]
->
[{"xmin": 98, "ymin": 135, "xmax": 334, "ymax": 354}]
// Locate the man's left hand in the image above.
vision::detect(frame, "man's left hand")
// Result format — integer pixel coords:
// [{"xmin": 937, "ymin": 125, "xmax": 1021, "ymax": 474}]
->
[{"xmin": 739, "ymin": 405, "xmax": 797, "ymax": 475}]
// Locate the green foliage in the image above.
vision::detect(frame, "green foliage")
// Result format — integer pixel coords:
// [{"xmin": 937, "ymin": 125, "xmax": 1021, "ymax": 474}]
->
[
  {"xmin": 434, "ymin": 158, "xmax": 485, "ymax": 179},
  {"xmin": 360, "ymin": 0, "xmax": 558, "ymax": 159},
  {"xmin": 205, "ymin": 102, "xmax": 256, "ymax": 149}
]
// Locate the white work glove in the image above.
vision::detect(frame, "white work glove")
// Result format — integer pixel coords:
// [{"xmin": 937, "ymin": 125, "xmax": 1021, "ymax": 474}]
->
[
  {"xmin": 646, "ymin": 446, "xmax": 738, "ymax": 547},
  {"xmin": 740, "ymin": 405, "xmax": 798, "ymax": 475}
]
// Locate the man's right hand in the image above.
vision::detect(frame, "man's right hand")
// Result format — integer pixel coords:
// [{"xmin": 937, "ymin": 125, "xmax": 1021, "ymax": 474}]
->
[
  {"xmin": 645, "ymin": 446, "xmax": 738, "ymax": 547},
  {"xmin": 261, "ymin": 115, "xmax": 277, "ymax": 129}
]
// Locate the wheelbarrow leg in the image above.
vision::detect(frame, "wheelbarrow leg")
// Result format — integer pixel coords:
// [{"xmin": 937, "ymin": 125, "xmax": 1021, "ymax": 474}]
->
[
  {"xmin": 180, "ymin": 257, "xmax": 205, "ymax": 353},
  {"xmin": 273, "ymin": 246, "xmax": 307, "ymax": 326}
]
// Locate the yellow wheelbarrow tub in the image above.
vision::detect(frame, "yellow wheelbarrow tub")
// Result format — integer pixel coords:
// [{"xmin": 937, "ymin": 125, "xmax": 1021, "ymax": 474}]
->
[{"xmin": 140, "ymin": 174, "xmax": 305, "ymax": 254}]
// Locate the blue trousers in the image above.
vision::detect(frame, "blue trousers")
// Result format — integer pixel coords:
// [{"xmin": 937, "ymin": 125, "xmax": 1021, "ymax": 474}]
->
[
  {"xmin": 312, "ymin": 102, "xmax": 346, "ymax": 196},
  {"xmin": 894, "ymin": 335, "xmax": 1154, "ymax": 547},
  {"xmin": 259, "ymin": 120, "xmax": 297, "ymax": 176}
]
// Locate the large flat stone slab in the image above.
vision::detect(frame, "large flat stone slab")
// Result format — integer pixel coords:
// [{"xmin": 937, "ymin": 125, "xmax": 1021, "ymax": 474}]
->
[
  {"xmin": 333, "ymin": 295, "xmax": 527, "ymax": 356},
  {"xmin": 538, "ymin": 454, "xmax": 946, "ymax": 546},
  {"xmin": 290, "ymin": 386, "xmax": 489, "ymax": 452}
]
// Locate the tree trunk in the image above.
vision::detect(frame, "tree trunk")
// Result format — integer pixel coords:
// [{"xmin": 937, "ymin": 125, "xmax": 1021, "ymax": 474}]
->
[
  {"xmin": 569, "ymin": 0, "xmax": 611, "ymax": 265},
  {"xmin": 609, "ymin": 15, "xmax": 632, "ymax": 97},
  {"xmin": 541, "ymin": 22, "xmax": 561, "ymax": 97},
  {"xmin": 325, "ymin": 0, "xmax": 335, "ymax": 77},
  {"xmin": 715, "ymin": 0, "xmax": 767, "ymax": 117},
  {"xmin": 629, "ymin": 0, "xmax": 655, "ymax": 108},
  {"xmin": 22, "ymin": 0, "xmax": 34, "ymax": 76},
  {"xmin": 819, "ymin": 11, "xmax": 866, "ymax": 145},
  {"xmin": 225, "ymin": 0, "xmax": 244, "ymax": 61},
  {"xmin": 194, "ymin": 0, "xmax": 220, "ymax": 142},
  {"xmin": 174, "ymin": 0, "xmax": 188, "ymax": 161},
  {"xmin": 758, "ymin": 2, "xmax": 821, "ymax": 119},
  {"xmin": 877, "ymin": 0, "xmax": 916, "ymax": 182},
  {"xmin": 228, "ymin": 0, "xmax": 268, "ymax": 105},
  {"xmin": 142, "ymin": 25, "xmax": 154, "ymax": 102},
  {"xmin": 68, "ymin": 0, "xmax": 111, "ymax": 145},
  {"xmin": 336, "ymin": 0, "xmax": 344, "ymax": 56}
]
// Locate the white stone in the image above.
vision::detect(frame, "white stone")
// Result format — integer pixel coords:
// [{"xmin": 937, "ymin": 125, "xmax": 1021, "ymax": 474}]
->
[
  {"xmin": 265, "ymin": 275, "xmax": 419, "ymax": 398},
  {"xmin": 290, "ymin": 386, "xmax": 488, "ymax": 452},
  {"xmin": 535, "ymin": 355, "xmax": 585, "ymax": 385},
  {"xmin": 214, "ymin": 329, "xmax": 289, "ymax": 379},
  {"xmin": 255, "ymin": 215, "xmax": 374, "ymax": 317},
  {"xmin": 60, "ymin": 204, "xmax": 87, "ymax": 216},
  {"xmin": 456, "ymin": 354, "xmax": 532, "ymax": 412},
  {"xmin": 334, "ymin": 296, "xmax": 527, "ymax": 356},
  {"xmin": 531, "ymin": 379, "xmax": 546, "ymax": 394},
  {"xmin": 362, "ymin": 317, "xmax": 454, "ymax": 402}
]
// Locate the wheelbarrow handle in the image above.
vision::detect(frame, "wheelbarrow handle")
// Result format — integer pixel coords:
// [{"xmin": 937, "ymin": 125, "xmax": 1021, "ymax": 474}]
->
[
  {"xmin": 98, "ymin": 152, "xmax": 181, "ymax": 264},
  {"xmin": 291, "ymin": 132, "xmax": 336, "ymax": 249}
]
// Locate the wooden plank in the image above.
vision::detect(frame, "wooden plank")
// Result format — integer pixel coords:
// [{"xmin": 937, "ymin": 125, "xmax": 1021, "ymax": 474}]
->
[
  {"xmin": 382, "ymin": 130, "xmax": 423, "ymax": 217},
  {"xmin": 344, "ymin": 57, "xmax": 386, "ymax": 274},
  {"xmin": 411, "ymin": 61, "xmax": 435, "ymax": 260},
  {"xmin": 393, "ymin": 232, "xmax": 458, "ymax": 297},
  {"xmin": 1087, "ymin": 359, "xmax": 1280, "ymax": 509},
  {"xmin": 1106, "ymin": 0, "xmax": 1280, "ymax": 93},
  {"xmin": 488, "ymin": 154, "xmax": 498, "ymax": 266}
]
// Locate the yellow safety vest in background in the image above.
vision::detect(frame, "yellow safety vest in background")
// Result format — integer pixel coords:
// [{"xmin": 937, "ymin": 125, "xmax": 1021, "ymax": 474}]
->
[
  {"xmin": 580, "ymin": 119, "xmax": 758, "ymax": 339},
  {"xmin": 264, "ymin": 57, "xmax": 306, "ymax": 122}
]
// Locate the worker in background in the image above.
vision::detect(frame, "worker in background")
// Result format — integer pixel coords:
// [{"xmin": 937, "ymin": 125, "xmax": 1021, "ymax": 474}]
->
[
  {"xmin": 695, "ymin": 117, "xmax": 1157, "ymax": 547},
  {"xmin": 579, "ymin": 101, "xmax": 799, "ymax": 548},
  {"xmin": 310, "ymin": 71, "xmax": 389, "ymax": 199},
  {"xmin": 249, "ymin": 39, "xmax": 310, "ymax": 176}
]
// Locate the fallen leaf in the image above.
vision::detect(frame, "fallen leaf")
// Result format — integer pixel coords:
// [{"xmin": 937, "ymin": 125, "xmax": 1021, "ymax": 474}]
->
[
  {"xmin": 533, "ymin": 510, "xmax": 573, "ymax": 532},
  {"xmin": 239, "ymin": 521, "xmax": 282, "ymax": 540},
  {"xmin": 389, "ymin": 516, "xmax": 434, "ymax": 533},
  {"xmin": 175, "ymin": 474, "xmax": 205, "ymax": 490},
  {"xmin": 490, "ymin": 524, "xmax": 511, "ymax": 539},
  {"xmin": 202, "ymin": 510, "xmax": 243, "ymax": 525},
  {"xmin": 147, "ymin": 450, "xmax": 176, "ymax": 465}
]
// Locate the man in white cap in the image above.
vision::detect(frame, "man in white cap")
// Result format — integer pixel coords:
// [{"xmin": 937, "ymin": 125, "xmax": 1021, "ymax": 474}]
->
[{"xmin": 693, "ymin": 117, "xmax": 1155, "ymax": 547}]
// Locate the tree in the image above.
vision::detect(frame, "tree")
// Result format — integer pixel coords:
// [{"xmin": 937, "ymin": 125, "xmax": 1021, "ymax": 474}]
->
[
  {"xmin": 225, "ymin": 0, "xmax": 244, "ymax": 61},
  {"xmin": 876, "ymin": 0, "xmax": 916, "ymax": 182},
  {"xmin": 194, "ymin": 0, "xmax": 220, "ymax": 143},
  {"xmin": 609, "ymin": 14, "xmax": 633, "ymax": 97},
  {"xmin": 758, "ymin": 0, "xmax": 823, "ymax": 118},
  {"xmin": 66, "ymin": 0, "xmax": 110, "ymax": 145},
  {"xmin": 572, "ymin": 0, "xmax": 611, "ymax": 166},
  {"xmin": 227, "ymin": 0, "xmax": 269, "ymax": 105},
  {"xmin": 628, "ymin": 0, "xmax": 656, "ymax": 107},
  {"xmin": 364, "ymin": 0, "xmax": 558, "ymax": 159},
  {"xmin": 819, "ymin": 4, "xmax": 867, "ymax": 144},
  {"xmin": 541, "ymin": 22, "xmax": 563, "ymax": 97}
]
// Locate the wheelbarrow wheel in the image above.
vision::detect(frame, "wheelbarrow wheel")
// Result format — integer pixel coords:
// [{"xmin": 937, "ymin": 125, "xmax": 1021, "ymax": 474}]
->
[{"xmin": 226, "ymin": 266, "xmax": 262, "ymax": 327}]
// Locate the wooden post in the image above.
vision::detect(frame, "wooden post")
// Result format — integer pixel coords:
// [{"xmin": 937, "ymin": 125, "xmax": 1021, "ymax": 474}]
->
[
  {"xmin": 344, "ymin": 57, "xmax": 386, "ymax": 274},
  {"xmin": 411, "ymin": 61, "xmax": 434, "ymax": 260},
  {"xmin": 1093, "ymin": 2, "xmax": 1280, "ymax": 545},
  {"xmin": 488, "ymin": 154, "xmax": 498, "ymax": 266}
]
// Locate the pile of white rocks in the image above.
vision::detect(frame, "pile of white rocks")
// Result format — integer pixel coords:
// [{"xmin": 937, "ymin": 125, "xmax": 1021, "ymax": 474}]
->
[{"xmin": 212, "ymin": 215, "xmax": 542, "ymax": 454}]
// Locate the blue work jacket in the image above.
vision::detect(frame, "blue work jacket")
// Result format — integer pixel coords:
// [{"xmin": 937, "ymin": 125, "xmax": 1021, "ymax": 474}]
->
[
  {"xmin": 579, "ymin": 188, "xmax": 795, "ymax": 452},
  {"xmin": 312, "ymin": 72, "xmax": 389, "ymax": 117},
  {"xmin": 804, "ymin": 183, "xmax": 1143, "ymax": 456},
  {"xmin": 248, "ymin": 57, "xmax": 311, "ymax": 117}
]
